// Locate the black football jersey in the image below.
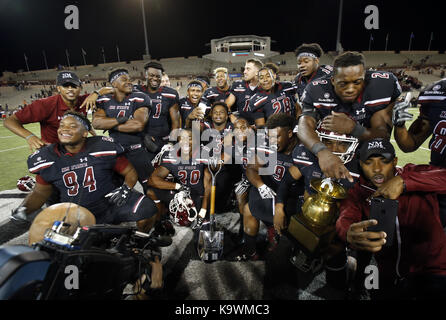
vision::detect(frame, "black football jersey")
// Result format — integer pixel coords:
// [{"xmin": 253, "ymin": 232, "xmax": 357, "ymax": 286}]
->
[
  {"xmin": 301, "ymin": 70, "xmax": 402, "ymax": 128},
  {"xmin": 292, "ymin": 143, "xmax": 360, "ymax": 194},
  {"xmin": 179, "ymin": 97, "xmax": 210, "ymax": 128},
  {"xmin": 96, "ymin": 92, "xmax": 150, "ymax": 147},
  {"xmin": 249, "ymin": 81, "xmax": 297, "ymax": 122},
  {"xmin": 293, "ymin": 64, "xmax": 333, "ymax": 101},
  {"xmin": 229, "ymin": 80, "xmax": 260, "ymax": 123},
  {"xmin": 417, "ymin": 78, "xmax": 446, "ymax": 167},
  {"xmin": 159, "ymin": 151, "xmax": 208, "ymax": 196},
  {"xmin": 254, "ymin": 143, "xmax": 299, "ymax": 193},
  {"xmin": 133, "ymin": 85, "xmax": 180, "ymax": 138},
  {"xmin": 202, "ymin": 86, "xmax": 231, "ymax": 107},
  {"xmin": 28, "ymin": 136, "xmax": 126, "ymax": 217}
]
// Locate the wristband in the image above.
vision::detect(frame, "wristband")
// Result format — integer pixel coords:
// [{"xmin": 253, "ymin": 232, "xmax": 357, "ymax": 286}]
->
[
  {"xmin": 116, "ymin": 116, "xmax": 129, "ymax": 125},
  {"xmin": 175, "ymin": 183, "xmax": 181, "ymax": 190},
  {"xmin": 199, "ymin": 208, "xmax": 207, "ymax": 218},
  {"xmin": 25, "ymin": 134, "xmax": 35, "ymax": 140},
  {"xmin": 93, "ymin": 90, "xmax": 101, "ymax": 96},
  {"xmin": 351, "ymin": 123, "xmax": 366, "ymax": 138},
  {"xmin": 311, "ymin": 142, "xmax": 327, "ymax": 155}
]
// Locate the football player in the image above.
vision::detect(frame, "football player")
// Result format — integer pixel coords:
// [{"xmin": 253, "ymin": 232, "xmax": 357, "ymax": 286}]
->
[
  {"xmin": 202, "ymin": 67, "xmax": 231, "ymax": 107},
  {"xmin": 249, "ymin": 63, "xmax": 299, "ymax": 128},
  {"xmin": 298, "ymin": 51, "xmax": 402, "ymax": 182},
  {"xmin": 202, "ymin": 102, "xmax": 239, "ymax": 213},
  {"xmin": 225, "ymin": 58, "xmax": 264, "ymax": 124},
  {"xmin": 179, "ymin": 80, "xmax": 208, "ymax": 129},
  {"xmin": 92, "ymin": 68, "xmax": 152, "ymax": 191},
  {"xmin": 229, "ymin": 114, "xmax": 303, "ymax": 261},
  {"xmin": 148, "ymin": 128, "xmax": 212, "ymax": 229},
  {"xmin": 293, "ymin": 43, "xmax": 333, "ymax": 101},
  {"xmin": 195, "ymin": 75, "xmax": 211, "ymax": 92},
  {"xmin": 393, "ymin": 79, "xmax": 446, "ymax": 226},
  {"xmin": 135, "ymin": 61, "xmax": 181, "ymax": 158},
  {"xmin": 274, "ymin": 121, "xmax": 361, "ymax": 289},
  {"xmin": 14, "ymin": 111, "xmax": 159, "ymax": 231},
  {"xmin": 223, "ymin": 117, "xmax": 256, "ymax": 242}
]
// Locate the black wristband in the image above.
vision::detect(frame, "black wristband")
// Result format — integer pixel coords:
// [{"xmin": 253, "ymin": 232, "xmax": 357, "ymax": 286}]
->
[
  {"xmin": 116, "ymin": 116, "xmax": 129, "ymax": 125},
  {"xmin": 93, "ymin": 90, "xmax": 101, "ymax": 96},
  {"xmin": 311, "ymin": 142, "xmax": 327, "ymax": 155}
]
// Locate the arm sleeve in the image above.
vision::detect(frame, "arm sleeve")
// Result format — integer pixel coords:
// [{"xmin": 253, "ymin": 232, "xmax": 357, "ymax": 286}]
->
[
  {"xmin": 390, "ymin": 73, "xmax": 403, "ymax": 102},
  {"xmin": 276, "ymin": 170, "xmax": 297, "ymax": 204},
  {"xmin": 15, "ymin": 99, "xmax": 51, "ymax": 124},
  {"xmin": 113, "ymin": 156, "xmax": 130, "ymax": 174},
  {"xmin": 336, "ymin": 189, "xmax": 364, "ymax": 242},
  {"xmin": 35, "ymin": 174, "xmax": 50, "ymax": 185},
  {"xmin": 300, "ymin": 87, "xmax": 320, "ymax": 121},
  {"xmin": 400, "ymin": 164, "xmax": 446, "ymax": 194}
]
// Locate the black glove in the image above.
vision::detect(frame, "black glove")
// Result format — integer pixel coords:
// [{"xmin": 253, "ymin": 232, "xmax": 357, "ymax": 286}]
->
[
  {"xmin": 144, "ymin": 135, "xmax": 162, "ymax": 153},
  {"xmin": 106, "ymin": 184, "xmax": 131, "ymax": 207}
]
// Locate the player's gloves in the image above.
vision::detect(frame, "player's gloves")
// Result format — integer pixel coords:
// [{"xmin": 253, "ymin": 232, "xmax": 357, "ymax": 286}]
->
[
  {"xmin": 175, "ymin": 183, "xmax": 191, "ymax": 194},
  {"xmin": 144, "ymin": 135, "xmax": 162, "ymax": 154},
  {"xmin": 106, "ymin": 184, "xmax": 132, "ymax": 207},
  {"xmin": 11, "ymin": 206, "xmax": 30, "ymax": 222},
  {"xmin": 257, "ymin": 184, "xmax": 276, "ymax": 199},
  {"xmin": 234, "ymin": 178, "xmax": 250, "ymax": 195},
  {"xmin": 392, "ymin": 93, "xmax": 413, "ymax": 127},
  {"xmin": 191, "ymin": 208, "xmax": 207, "ymax": 230}
]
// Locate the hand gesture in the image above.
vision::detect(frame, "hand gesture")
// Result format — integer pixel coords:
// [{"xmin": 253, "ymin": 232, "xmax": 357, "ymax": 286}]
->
[{"xmin": 346, "ymin": 219, "xmax": 386, "ymax": 252}]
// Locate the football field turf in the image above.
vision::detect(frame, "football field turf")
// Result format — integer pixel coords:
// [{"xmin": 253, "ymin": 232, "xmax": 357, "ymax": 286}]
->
[{"xmin": 0, "ymin": 108, "xmax": 431, "ymax": 192}]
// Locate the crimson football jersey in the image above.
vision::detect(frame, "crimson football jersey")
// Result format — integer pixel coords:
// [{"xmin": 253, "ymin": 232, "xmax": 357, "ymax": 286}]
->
[
  {"xmin": 96, "ymin": 92, "xmax": 150, "ymax": 147},
  {"xmin": 133, "ymin": 85, "xmax": 180, "ymax": 138},
  {"xmin": 301, "ymin": 70, "xmax": 402, "ymax": 128},
  {"xmin": 417, "ymin": 78, "xmax": 446, "ymax": 168},
  {"xmin": 293, "ymin": 64, "xmax": 333, "ymax": 101},
  {"xmin": 27, "ymin": 136, "xmax": 128, "ymax": 217},
  {"xmin": 249, "ymin": 81, "xmax": 297, "ymax": 122}
]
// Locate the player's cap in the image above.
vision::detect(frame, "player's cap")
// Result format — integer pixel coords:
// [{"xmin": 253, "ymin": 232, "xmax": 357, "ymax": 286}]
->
[
  {"xmin": 359, "ymin": 138, "xmax": 395, "ymax": 162},
  {"xmin": 56, "ymin": 71, "xmax": 81, "ymax": 86}
]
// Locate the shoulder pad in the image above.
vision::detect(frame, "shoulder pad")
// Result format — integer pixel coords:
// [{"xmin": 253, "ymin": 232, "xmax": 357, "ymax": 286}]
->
[
  {"xmin": 85, "ymin": 136, "xmax": 123, "ymax": 157},
  {"xmin": 27, "ymin": 145, "xmax": 57, "ymax": 174}
]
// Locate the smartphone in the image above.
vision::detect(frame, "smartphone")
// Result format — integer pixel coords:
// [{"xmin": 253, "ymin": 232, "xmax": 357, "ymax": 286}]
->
[{"xmin": 368, "ymin": 197, "xmax": 399, "ymax": 247}]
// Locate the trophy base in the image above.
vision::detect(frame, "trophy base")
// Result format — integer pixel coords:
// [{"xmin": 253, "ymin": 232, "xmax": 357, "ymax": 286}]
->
[{"xmin": 285, "ymin": 212, "xmax": 336, "ymax": 256}]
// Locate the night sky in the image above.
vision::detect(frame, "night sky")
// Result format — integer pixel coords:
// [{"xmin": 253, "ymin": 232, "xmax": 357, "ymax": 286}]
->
[{"xmin": 0, "ymin": 0, "xmax": 444, "ymax": 74}]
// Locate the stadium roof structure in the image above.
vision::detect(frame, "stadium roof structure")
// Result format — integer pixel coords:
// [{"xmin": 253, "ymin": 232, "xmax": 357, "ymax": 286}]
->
[{"xmin": 204, "ymin": 35, "xmax": 279, "ymax": 63}]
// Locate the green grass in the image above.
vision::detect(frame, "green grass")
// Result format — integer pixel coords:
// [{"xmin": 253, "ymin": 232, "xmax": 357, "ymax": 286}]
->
[
  {"xmin": 0, "ymin": 110, "xmax": 431, "ymax": 191},
  {"xmin": 0, "ymin": 122, "xmax": 41, "ymax": 191}
]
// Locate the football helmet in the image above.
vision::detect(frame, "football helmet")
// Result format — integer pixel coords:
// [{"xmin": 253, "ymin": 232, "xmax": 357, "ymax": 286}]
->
[
  {"xmin": 168, "ymin": 189, "xmax": 198, "ymax": 227},
  {"xmin": 16, "ymin": 176, "xmax": 36, "ymax": 192},
  {"xmin": 316, "ymin": 122, "xmax": 359, "ymax": 164}
]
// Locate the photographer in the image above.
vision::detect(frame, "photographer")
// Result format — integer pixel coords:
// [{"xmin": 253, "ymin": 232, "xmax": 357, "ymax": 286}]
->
[{"xmin": 336, "ymin": 138, "xmax": 446, "ymax": 299}]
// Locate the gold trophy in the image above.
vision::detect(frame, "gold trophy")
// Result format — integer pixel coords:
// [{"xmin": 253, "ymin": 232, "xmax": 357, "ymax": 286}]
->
[{"xmin": 286, "ymin": 178, "xmax": 347, "ymax": 255}]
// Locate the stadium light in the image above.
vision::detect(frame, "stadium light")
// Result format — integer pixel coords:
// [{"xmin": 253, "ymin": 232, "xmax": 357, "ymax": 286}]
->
[
  {"xmin": 140, "ymin": 0, "xmax": 151, "ymax": 60},
  {"xmin": 335, "ymin": 0, "xmax": 344, "ymax": 53}
]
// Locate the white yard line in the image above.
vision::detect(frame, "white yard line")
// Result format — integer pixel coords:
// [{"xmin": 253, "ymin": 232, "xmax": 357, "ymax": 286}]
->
[{"xmin": 0, "ymin": 145, "xmax": 27, "ymax": 153}]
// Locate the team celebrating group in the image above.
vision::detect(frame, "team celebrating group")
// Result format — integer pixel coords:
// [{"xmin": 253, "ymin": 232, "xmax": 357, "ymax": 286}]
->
[{"xmin": 3, "ymin": 42, "xmax": 446, "ymax": 299}]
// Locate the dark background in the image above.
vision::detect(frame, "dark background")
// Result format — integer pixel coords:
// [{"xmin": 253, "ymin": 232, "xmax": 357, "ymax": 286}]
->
[{"xmin": 0, "ymin": 0, "xmax": 444, "ymax": 74}]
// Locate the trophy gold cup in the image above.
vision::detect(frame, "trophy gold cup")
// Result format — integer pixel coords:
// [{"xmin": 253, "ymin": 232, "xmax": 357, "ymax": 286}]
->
[{"xmin": 286, "ymin": 178, "xmax": 347, "ymax": 255}]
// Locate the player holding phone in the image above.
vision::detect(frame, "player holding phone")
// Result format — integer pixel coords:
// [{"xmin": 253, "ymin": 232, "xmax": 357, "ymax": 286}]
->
[{"xmin": 336, "ymin": 138, "xmax": 446, "ymax": 299}]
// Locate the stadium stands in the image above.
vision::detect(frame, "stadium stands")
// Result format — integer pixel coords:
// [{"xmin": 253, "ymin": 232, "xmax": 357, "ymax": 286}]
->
[{"xmin": 1, "ymin": 51, "xmax": 445, "ymax": 111}]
